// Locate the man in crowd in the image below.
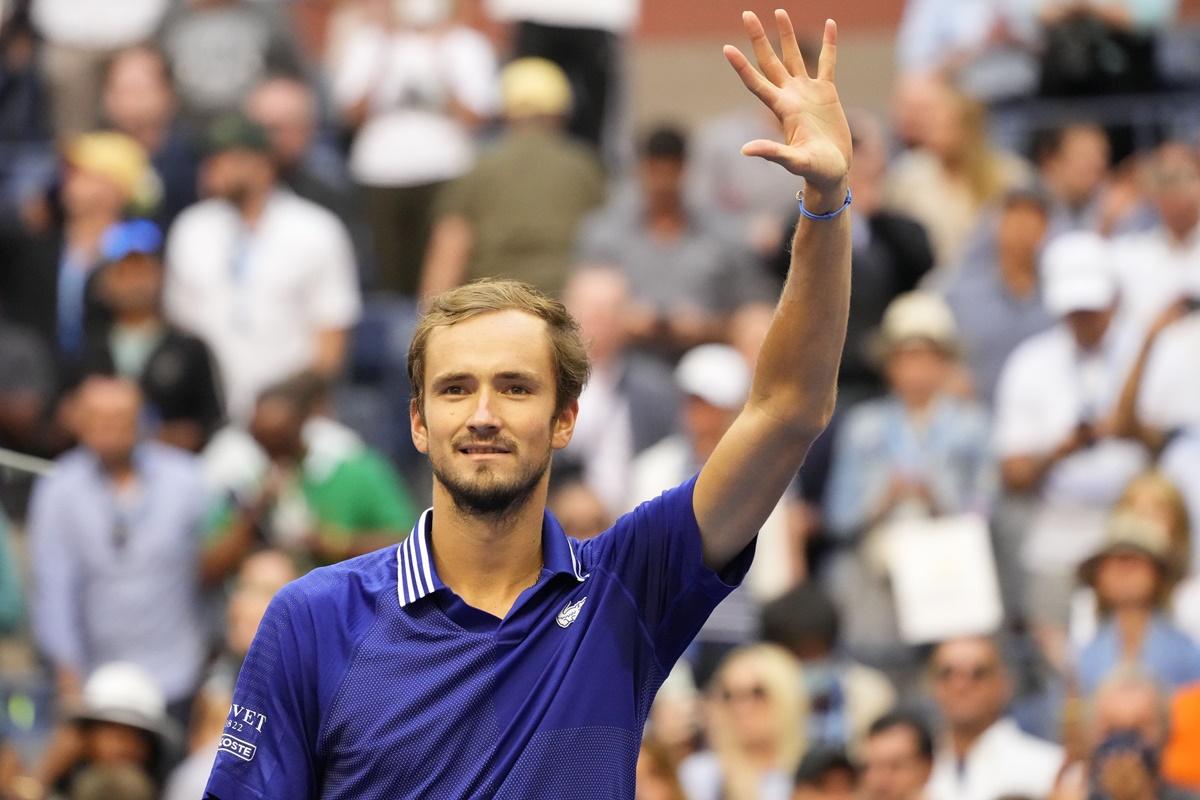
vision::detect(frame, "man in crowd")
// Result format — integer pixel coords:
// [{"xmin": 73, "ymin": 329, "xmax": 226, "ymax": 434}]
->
[
  {"xmin": 28, "ymin": 377, "xmax": 209, "ymax": 717},
  {"xmin": 860, "ymin": 712, "xmax": 934, "ymax": 800},
  {"xmin": 164, "ymin": 114, "xmax": 362, "ymax": 422},
  {"xmin": 926, "ymin": 635, "xmax": 1063, "ymax": 800}
]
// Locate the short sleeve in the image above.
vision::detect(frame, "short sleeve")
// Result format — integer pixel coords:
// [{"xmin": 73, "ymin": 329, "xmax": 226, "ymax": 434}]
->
[
  {"xmin": 580, "ymin": 475, "xmax": 755, "ymax": 666},
  {"xmin": 993, "ymin": 345, "xmax": 1050, "ymax": 457},
  {"xmin": 204, "ymin": 588, "xmax": 321, "ymax": 800},
  {"xmin": 307, "ymin": 215, "xmax": 362, "ymax": 330}
]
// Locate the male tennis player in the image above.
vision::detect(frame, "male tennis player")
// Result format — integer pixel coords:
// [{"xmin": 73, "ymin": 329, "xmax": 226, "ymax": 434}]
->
[{"xmin": 204, "ymin": 10, "xmax": 851, "ymax": 798}]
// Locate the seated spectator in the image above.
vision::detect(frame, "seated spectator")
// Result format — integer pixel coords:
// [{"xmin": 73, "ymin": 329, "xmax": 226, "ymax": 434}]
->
[
  {"xmin": 101, "ymin": 44, "xmax": 200, "ymax": 228},
  {"xmin": 79, "ymin": 219, "xmax": 223, "ymax": 452},
  {"xmin": 824, "ymin": 292, "xmax": 992, "ymax": 686},
  {"xmin": 883, "ymin": 79, "xmax": 1031, "ymax": 272},
  {"xmin": 761, "ymin": 582, "xmax": 895, "ymax": 753},
  {"xmin": 331, "ymin": 0, "xmax": 497, "ymax": 296},
  {"xmin": 421, "ymin": 58, "xmax": 605, "ymax": 298},
  {"xmin": 859, "ymin": 711, "xmax": 934, "ymax": 800},
  {"xmin": 560, "ymin": 266, "xmax": 678, "ymax": 514},
  {"xmin": 164, "ymin": 114, "xmax": 362, "ymax": 422},
  {"xmin": 679, "ymin": 644, "xmax": 807, "ymax": 800},
  {"xmin": 994, "ymin": 232, "xmax": 1147, "ymax": 654},
  {"xmin": 636, "ymin": 737, "xmax": 686, "ymax": 800},
  {"xmin": 579, "ymin": 126, "xmax": 773, "ymax": 360},
  {"xmin": 28, "ymin": 377, "xmax": 209, "ymax": 716},
  {"xmin": 1032, "ymin": 124, "xmax": 1133, "ymax": 237},
  {"xmin": 791, "ymin": 748, "xmax": 858, "ymax": 800},
  {"xmin": 926, "ymin": 635, "xmax": 1063, "ymax": 800},
  {"xmin": 1073, "ymin": 513, "xmax": 1200, "ymax": 695},
  {"xmin": 201, "ymin": 372, "xmax": 416, "ymax": 584},
  {"xmin": 945, "ymin": 190, "xmax": 1054, "ymax": 406}
]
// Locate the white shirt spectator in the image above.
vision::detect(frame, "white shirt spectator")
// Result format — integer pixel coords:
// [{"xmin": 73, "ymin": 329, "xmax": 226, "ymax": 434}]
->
[
  {"xmin": 896, "ymin": 0, "xmax": 1038, "ymax": 73},
  {"xmin": 927, "ymin": 718, "xmax": 1063, "ymax": 800},
  {"xmin": 1112, "ymin": 226, "xmax": 1200, "ymax": 338},
  {"xmin": 165, "ymin": 190, "xmax": 361, "ymax": 420},
  {"xmin": 1137, "ymin": 314, "xmax": 1200, "ymax": 433},
  {"xmin": 485, "ymin": 0, "xmax": 639, "ymax": 33},
  {"xmin": 994, "ymin": 326, "xmax": 1148, "ymax": 571},
  {"xmin": 31, "ymin": 0, "xmax": 169, "ymax": 49},
  {"xmin": 332, "ymin": 23, "xmax": 498, "ymax": 187},
  {"xmin": 564, "ymin": 363, "xmax": 635, "ymax": 517}
]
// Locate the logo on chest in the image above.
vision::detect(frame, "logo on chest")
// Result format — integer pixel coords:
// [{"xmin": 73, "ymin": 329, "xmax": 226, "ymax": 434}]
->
[{"xmin": 556, "ymin": 596, "xmax": 587, "ymax": 628}]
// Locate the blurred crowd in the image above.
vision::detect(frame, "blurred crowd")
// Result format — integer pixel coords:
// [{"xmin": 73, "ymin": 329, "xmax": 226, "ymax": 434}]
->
[{"xmin": 0, "ymin": 0, "xmax": 1199, "ymax": 798}]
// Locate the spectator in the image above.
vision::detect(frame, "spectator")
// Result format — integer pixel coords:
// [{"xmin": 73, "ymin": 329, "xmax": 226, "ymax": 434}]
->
[
  {"xmin": 636, "ymin": 737, "xmax": 686, "ymax": 800},
  {"xmin": 0, "ymin": 3, "xmax": 54, "ymax": 221},
  {"xmin": 164, "ymin": 114, "xmax": 362, "ymax": 421},
  {"xmin": 791, "ymin": 748, "xmax": 858, "ymax": 800},
  {"xmin": 1032, "ymin": 124, "xmax": 1124, "ymax": 237},
  {"xmin": 884, "ymin": 79, "xmax": 1032, "ymax": 272},
  {"xmin": 579, "ymin": 125, "xmax": 773, "ymax": 360},
  {"xmin": 560, "ymin": 265, "xmax": 678, "ymax": 514},
  {"xmin": 0, "ymin": 288, "xmax": 56, "ymax": 454},
  {"xmin": 421, "ymin": 57, "xmax": 605, "ymax": 298},
  {"xmin": 79, "ymin": 219, "xmax": 223, "ymax": 453},
  {"xmin": 859, "ymin": 711, "xmax": 934, "ymax": 800},
  {"xmin": 1073, "ymin": 512, "xmax": 1200, "ymax": 695},
  {"xmin": 824, "ymin": 292, "xmax": 992, "ymax": 686},
  {"xmin": 69, "ymin": 764, "xmax": 157, "ymax": 800},
  {"xmin": 159, "ymin": 0, "xmax": 306, "ymax": 126},
  {"xmin": 547, "ymin": 477, "xmax": 612, "ymax": 541},
  {"xmin": 1111, "ymin": 142, "xmax": 1200, "ymax": 338},
  {"xmin": 28, "ymin": 377, "xmax": 209, "ymax": 715},
  {"xmin": 30, "ymin": 0, "xmax": 170, "ymax": 136},
  {"xmin": 945, "ymin": 190, "xmax": 1054, "ymax": 406},
  {"xmin": 678, "ymin": 644, "xmax": 807, "ymax": 800},
  {"xmin": 761, "ymin": 582, "xmax": 896, "ymax": 753},
  {"xmin": 200, "ymin": 372, "xmax": 416, "ymax": 583},
  {"xmin": 1162, "ymin": 681, "xmax": 1200, "ymax": 789},
  {"xmin": 101, "ymin": 44, "xmax": 200, "ymax": 229},
  {"xmin": 994, "ymin": 232, "xmax": 1147, "ymax": 655},
  {"xmin": 647, "ymin": 663, "xmax": 704, "ymax": 768},
  {"xmin": 926, "ymin": 635, "xmax": 1063, "ymax": 800},
  {"xmin": 332, "ymin": 0, "xmax": 497, "ymax": 296}
]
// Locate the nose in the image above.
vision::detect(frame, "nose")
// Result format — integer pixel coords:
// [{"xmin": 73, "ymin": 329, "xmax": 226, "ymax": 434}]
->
[{"xmin": 467, "ymin": 388, "xmax": 501, "ymax": 437}]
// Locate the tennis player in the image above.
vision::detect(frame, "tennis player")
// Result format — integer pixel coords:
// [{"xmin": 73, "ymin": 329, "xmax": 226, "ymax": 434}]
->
[{"xmin": 204, "ymin": 9, "xmax": 852, "ymax": 798}]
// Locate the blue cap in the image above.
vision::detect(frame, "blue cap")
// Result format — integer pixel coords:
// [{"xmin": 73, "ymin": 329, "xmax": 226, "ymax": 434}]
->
[{"xmin": 101, "ymin": 219, "xmax": 163, "ymax": 262}]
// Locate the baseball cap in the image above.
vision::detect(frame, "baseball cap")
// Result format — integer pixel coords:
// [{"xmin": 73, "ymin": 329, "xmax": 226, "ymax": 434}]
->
[
  {"xmin": 875, "ymin": 291, "xmax": 959, "ymax": 357},
  {"xmin": 70, "ymin": 662, "xmax": 181, "ymax": 752},
  {"xmin": 65, "ymin": 132, "xmax": 154, "ymax": 202},
  {"xmin": 101, "ymin": 219, "xmax": 163, "ymax": 262},
  {"xmin": 500, "ymin": 58, "xmax": 572, "ymax": 119},
  {"xmin": 674, "ymin": 344, "xmax": 750, "ymax": 410},
  {"xmin": 1040, "ymin": 232, "xmax": 1117, "ymax": 316},
  {"xmin": 203, "ymin": 113, "xmax": 271, "ymax": 156}
]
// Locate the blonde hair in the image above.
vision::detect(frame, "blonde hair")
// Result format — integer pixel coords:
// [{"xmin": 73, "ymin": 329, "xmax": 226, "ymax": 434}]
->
[
  {"xmin": 1116, "ymin": 470, "xmax": 1192, "ymax": 582},
  {"xmin": 952, "ymin": 91, "xmax": 1008, "ymax": 206},
  {"xmin": 408, "ymin": 279, "xmax": 590, "ymax": 418},
  {"xmin": 706, "ymin": 644, "xmax": 808, "ymax": 800}
]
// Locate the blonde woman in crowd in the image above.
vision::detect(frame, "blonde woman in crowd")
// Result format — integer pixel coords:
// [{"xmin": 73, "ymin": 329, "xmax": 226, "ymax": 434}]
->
[{"xmin": 679, "ymin": 644, "xmax": 808, "ymax": 800}]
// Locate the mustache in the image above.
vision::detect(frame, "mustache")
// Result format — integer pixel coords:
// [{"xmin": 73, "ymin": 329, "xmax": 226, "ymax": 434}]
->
[{"xmin": 452, "ymin": 435, "xmax": 518, "ymax": 452}]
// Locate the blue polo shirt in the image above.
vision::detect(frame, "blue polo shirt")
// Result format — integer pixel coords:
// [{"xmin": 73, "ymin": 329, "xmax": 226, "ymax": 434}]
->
[{"xmin": 204, "ymin": 476, "xmax": 753, "ymax": 799}]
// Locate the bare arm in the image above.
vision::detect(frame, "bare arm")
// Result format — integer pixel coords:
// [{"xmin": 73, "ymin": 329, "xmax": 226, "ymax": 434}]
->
[
  {"xmin": 1109, "ymin": 302, "xmax": 1186, "ymax": 454},
  {"xmin": 694, "ymin": 12, "xmax": 852, "ymax": 571},
  {"xmin": 313, "ymin": 327, "xmax": 350, "ymax": 377},
  {"xmin": 419, "ymin": 215, "xmax": 474, "ymax": 301}
]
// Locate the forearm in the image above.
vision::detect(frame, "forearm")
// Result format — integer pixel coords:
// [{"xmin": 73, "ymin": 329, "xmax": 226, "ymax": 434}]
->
[
  {"xmin": 313, "ymin": 328, "xmax": 349, "ymax": 377},
  {"xmin": 419, "ymin": 216, "xmax": 472, "ymax": 301},
  {"xmin": 1111, "ymin": 341, "xmax": 1168, "ymax": 452}
]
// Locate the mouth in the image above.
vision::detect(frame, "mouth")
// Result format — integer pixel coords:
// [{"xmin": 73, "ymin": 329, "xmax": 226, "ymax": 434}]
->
[{"xmin": 457, "ymin": 443, "xmax": 513, "ymax": 457}]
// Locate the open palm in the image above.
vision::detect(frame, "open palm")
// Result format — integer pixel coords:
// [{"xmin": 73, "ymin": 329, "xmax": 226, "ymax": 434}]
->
[{"xmin": 724, "ymin": 10, "xmax": 852, "ymax": 192}]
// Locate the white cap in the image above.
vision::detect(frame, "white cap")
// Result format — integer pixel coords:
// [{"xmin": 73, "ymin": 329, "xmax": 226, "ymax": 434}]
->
[
  {"xmin": 73, "ymin": 662, "xmax": 179, "ymax": 748},
  {"xmin": 674, "ymin": 344, "xmax": 750, "ymax": 410},
  {"xmin": 1041, "ymin": 232, "xmax": 1117, "ymax": 316},
  {"xmin": 877, "ymin": 291, "xmax": 959, "ymax": 355}
]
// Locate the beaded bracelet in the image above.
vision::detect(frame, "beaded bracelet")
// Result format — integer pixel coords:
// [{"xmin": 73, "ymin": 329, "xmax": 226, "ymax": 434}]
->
[{"xmin": 796, "ymin": 187, "xmax": 852, "ymax": 221}]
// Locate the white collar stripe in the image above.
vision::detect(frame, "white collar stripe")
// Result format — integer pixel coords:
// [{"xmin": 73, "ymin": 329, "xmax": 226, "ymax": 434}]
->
[
  {"xmin": 402, "ymin": 536, "xmax": 419, "ymax": 605},
  {"xmin": 417, "ymin": 511, "xmax": 435, "ymax": 591},
  {"xmin": 567, "ymin": 540, "xmax": 585, "ymax": 581},
  {"xmin": 395, "ymin": 545, "xmax": 408, "ymax": 607},
  {"xmin": 409, "ymin": 533, "xmax": 429, "ymax": 597}
]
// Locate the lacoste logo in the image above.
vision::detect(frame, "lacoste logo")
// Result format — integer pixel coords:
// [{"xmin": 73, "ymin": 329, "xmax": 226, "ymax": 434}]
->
[{"xmin": 556, "ymin": 596, "xmax": 587, "ymax": 628}]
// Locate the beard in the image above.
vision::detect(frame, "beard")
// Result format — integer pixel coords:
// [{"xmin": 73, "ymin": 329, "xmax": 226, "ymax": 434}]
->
[{"xmin": 430, "ymin": 441, "xmax": 551, "ymax": 521}]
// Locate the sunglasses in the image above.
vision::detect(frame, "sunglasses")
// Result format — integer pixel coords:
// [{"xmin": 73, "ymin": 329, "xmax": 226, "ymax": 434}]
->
[
  {"xmin": 721, "ymin": 684, "xmax": 768, "ymax": 703},
  {"xmin": 933, "ymin": 663, "xmax": 996, "ymax": 683}
]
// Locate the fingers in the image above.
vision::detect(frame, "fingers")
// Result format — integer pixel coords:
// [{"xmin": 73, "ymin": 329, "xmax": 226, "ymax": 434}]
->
[
  {"xmin": 741, "ymin": 139, "xmax": 811, "ymax": 174},
  {"xmin": 817, "ymin": 18, "xmax": 838, "ymax": 82},
  {"xmin": 723, "ymin": 45, "xmax": 778, "ymax": 107},
  {"xmin": 774, "ymin": 9, "xmax": 809, "ymax": 78},
  {"xmin": 742, "ymin": 10, "xmax": 789, "ymax": 85}
]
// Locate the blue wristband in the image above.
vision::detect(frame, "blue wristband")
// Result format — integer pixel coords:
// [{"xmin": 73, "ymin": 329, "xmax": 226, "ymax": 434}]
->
[{"xmin": 797, "ymin": 187, "xmax": 852, "ymax": 221}]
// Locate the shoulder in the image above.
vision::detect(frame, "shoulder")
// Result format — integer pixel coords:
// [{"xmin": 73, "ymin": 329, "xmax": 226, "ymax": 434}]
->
[
  {"xmin": 170, "ymin": 199, "xmax": 231, "ymax": 234},
  {"xmin": 1001, "ymin": 326, "xmax": 1068, "ymax": 381},
  {"xmin": 37, "ymin": 449, "xmax": 93, "ymax": 493},
  {"xmin": 1001, "ymin": 720, "xmax": 1064, "ymax": 765},
  {"xmin": 270, "ymin": 191, "xmax": 348, "ymax": 238},
  {"xmin": 276, "ymin": 546, "xmax": 399, "ymax": 630},
  {"xmin": 141, "ymin": 441, "xmax": 202, "ymax": 481}
]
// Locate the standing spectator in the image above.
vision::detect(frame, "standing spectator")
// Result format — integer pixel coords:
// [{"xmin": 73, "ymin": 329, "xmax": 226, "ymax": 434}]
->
[
  {"xmin": 159, "ymin": 0, "xmax": 306, "ymax": 126},
  {"xmin": 0, "ymin": 2, "xmax": 54, "ymax": 221},
  {"xmin": 0, "ymin": 291, "xmax": 56, "ymax": 454},
  {"xmin": 28, "ymin": 377, "xmax": 209, "ymax": 715},
  {"xmin": 332, "ymin": 0, "xmax": 497, "ymax": 296},
  {"xmin": 579, "ymin": 126, "xmax": 773, "ymax": 360},
  {"xmin": 164, "ymin": 114, "xmax": 362, "ymax": 421},
  {"xmin": 945, "ymin": 190, "xmax": 1054, "ymax": 406},
  {"xmin": 80, "ymin": 219, "xmax": 223, "ymax": 453},
  {"xmin": 994, "ymin": 232, "xmax": 1147, "ymax": 655},
  {"xmin": 859, "ymin": 712, "xmax": 934, "ymax": 800},
  {"xmin": 421, "ymin": 57, "xmax": 604, "ymax": 298},
  {"xmin": 791, "ymin": 749, "xmax": 858, "ymax": 800},
  {"xmin": 926, "ymin": 635, "xmax": 1063, "ymax": 800},
  {"xmin": 678, "ymin": 644, "xmax": 807, "ymax": 800},
  {"xmin": 30, "ymin": 0, "xmax": 170, "ymax": 136}
]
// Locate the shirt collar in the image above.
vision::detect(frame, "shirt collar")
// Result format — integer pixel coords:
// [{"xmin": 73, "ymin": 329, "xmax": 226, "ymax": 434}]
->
[{"xmin": 396, "ymin": 507, "xmax": 588, "ymax": 610}]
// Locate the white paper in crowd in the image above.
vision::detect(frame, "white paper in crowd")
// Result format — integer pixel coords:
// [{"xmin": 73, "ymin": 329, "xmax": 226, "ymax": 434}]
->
[{"xmin": 884, "ymin": 514, "xmax": 1004, "ymax": 644}]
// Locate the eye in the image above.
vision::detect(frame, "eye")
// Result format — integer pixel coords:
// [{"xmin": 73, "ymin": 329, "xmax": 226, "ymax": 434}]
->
[
  {"xmin": 505, "ymin": 385, "xmax": 531, "ymax": 396},
  {"xmin": 441, "ymin": 385, "xmax": 467, "ymax": 396}
]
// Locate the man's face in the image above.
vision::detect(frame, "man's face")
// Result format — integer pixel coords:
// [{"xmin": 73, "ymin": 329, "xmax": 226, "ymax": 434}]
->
[
  {"xmin": 1091, "ymin": 682, "xmax": 1165, "ymax": 752},
  {"xmin": 202, "ymin": 149, "xmax": 270, "ymax": 205},
  {"xmin": 860, "ymin": 728, "xmax": 931, "ymax": 800},
  {"xmin": 101, "ymin": 254, "xmax": 162, "ymax": 316},
  {"xmin": 996, "ymin": 203, "xmax": 1048, "ymax": 267},
  {"xmin": 250, "ymin": 397, "xmax": 305, "ymax": 462},
  {"xmin": 1065, "ymin": 307, "xmax": 1114, "ymax": 350},
  {"xmin": 1047, "ymin": 127, "xmax": 1110, "ymax": 207},
  {"xmin": 103, "ymin": 48, "xmax": 174, "ymax": 135},
  {"xmin": 76, "ymin": 380, "xmax": 141, "ymax": 469},
  {"xmin": 246, "ymin": 81, "xmax": 315, "ymax": 169},
  {"xmin": 1148, "ymin": 147, "xmax": 1200, "ymax": 237},
  {"xmin": 412, "ymin": 310, "xmax": 577, "ymax": 517},
  {"xmin": 639, "ymin": 156, "xmax": 685, "ymax": 212},
  {"xmin": 930, "ymin": 638, "xmax": 1009, "ymax": 733}
]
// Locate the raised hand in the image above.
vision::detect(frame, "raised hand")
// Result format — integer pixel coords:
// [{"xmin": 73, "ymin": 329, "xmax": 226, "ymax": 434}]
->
[{"xmin": 724, "ymin": 10, "xmax": 852, "ymax": 198}]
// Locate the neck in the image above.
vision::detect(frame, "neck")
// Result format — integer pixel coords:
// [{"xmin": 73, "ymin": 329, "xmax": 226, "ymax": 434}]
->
[
  {"xmin": 66, "ymin": 212, "xmax": 118, "ymax": 255},
  {"xmin": 238, "ymin": 186, "xmax": 272, "ymax": 226},
  {"xmin": 1165, "ymin": 219, "xmax": 1198, "ymax": 245},
  {"xmin": 902, "ymin": 393, "xmax": 937, "ymax": 416},
  {"xmin": 429, "ymin": 481, "xmax": 547, "ymax": 618},
  {"xmin": 1114, "ymin": 605, "xmax": 1152, "ymax": 657},
  {"xmin": 949, "ymin": 717, "xmax": 997, "ymax": 759},
  {"xmin": 102, "ymin": 453, "xmax": 137, "ymax": 486},
  {"xmin": 116, "ymin": 310, "xmax": 163, "ymax": 328},
  {"xmin": 998, "ymin": 254, "xmax": 1037, "ymax": 298},
  {"xmin": 740, "ymin": 737, "xmax": 779, "ymax": 770}
]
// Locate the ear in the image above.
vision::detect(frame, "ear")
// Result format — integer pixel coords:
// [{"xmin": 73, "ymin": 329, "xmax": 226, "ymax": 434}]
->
[
  {"xmin": 410, "ymin": 398, "xmax": 429, "ymax": 454},
  {"xmin": 551, "ymin": 399, "xmax": 578, "ymax": 451}
]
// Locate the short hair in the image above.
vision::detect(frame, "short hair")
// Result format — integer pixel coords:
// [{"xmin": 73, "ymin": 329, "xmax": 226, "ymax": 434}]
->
[
  {"xmin": 408, "ymin": 279, "xmax": 590, "ymax": 418},
  {"xmin": 641, "ymin": 125, "xmax": 687, "ymax": 161},
  {"xmin": 867, "ymin": 710, "xmax": 934, "ymax": 762},
  {"xmin": 1000, "ymin": 187, "xmax": 1051, "ymax": 217},
  {"xmin": 1031, "ymin": 123, "xmax": 1106, "ymax": 166},
  {"xmin": 256, "ymin": 370, "xmax": 329, "ymax": 417},
  {"xmin": 761, "ymin": 581, "xmax": 840, "ymax": 651},
  {"xmin": 794, "ymin": 746, "xmax": 857, "ymax": 787}
]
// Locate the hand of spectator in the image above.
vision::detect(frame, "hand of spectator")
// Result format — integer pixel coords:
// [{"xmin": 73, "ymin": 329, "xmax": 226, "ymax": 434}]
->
[
  {"xmin": 1096, "ymin": 751, "xmax": 1156, "ymax": 800},
  {"xmin": 723, "ymin": 11, "xmax": 852, "ymax": 195}
]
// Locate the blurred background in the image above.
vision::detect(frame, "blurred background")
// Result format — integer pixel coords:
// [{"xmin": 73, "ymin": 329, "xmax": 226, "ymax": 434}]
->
[{"xmin": 2, "ymin": 0, "xmax": 1200, "ymax": 798}]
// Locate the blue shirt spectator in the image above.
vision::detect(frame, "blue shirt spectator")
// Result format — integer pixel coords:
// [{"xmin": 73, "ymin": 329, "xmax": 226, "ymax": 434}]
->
[{"xmin": 1076, "ymin": 615, "xmax": 1200, "ymax": 695}]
